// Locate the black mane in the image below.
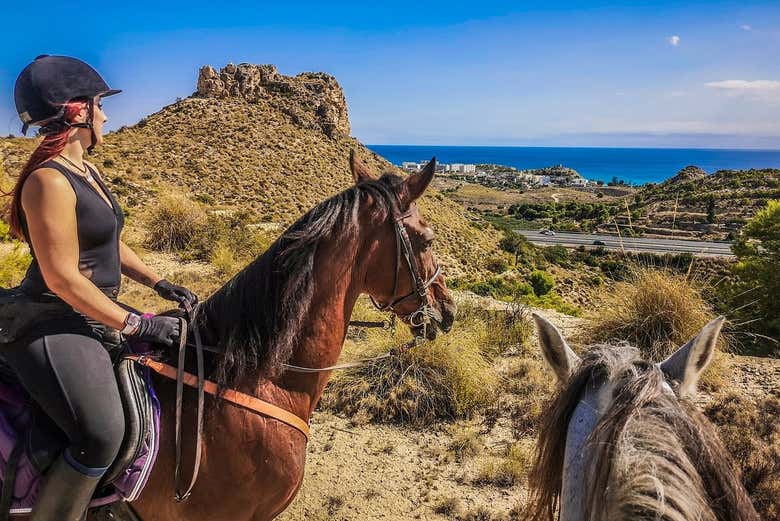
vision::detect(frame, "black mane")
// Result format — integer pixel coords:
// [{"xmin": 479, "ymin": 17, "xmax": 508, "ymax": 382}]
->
[{"xmin": 197, "ymin": 173, "xmax": 404, "ymax": 387}]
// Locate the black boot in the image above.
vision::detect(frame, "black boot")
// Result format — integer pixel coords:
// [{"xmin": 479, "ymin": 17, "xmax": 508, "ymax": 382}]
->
[{"xmin": 31, "ymin": 454, "xmax": 102, "ymax": 521}]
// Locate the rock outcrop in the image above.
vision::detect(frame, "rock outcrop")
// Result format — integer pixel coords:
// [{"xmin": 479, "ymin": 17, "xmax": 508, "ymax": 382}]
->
[
  {"xmin": 665, "ymin": 165, "xmax": 707, "ymax": 185},
  {"xmin": 197, "ymin": 63, "xmax": 350, "ymax": 138}
]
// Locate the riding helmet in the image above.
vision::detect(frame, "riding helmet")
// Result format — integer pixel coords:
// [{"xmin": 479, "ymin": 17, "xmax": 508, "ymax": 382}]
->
[{"xmin": 14, "ymin": 55, "xmax": 121, "ymax": 135}]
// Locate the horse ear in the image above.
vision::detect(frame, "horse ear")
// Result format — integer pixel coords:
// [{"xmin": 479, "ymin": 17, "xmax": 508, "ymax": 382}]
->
[
  {"xmin": 350, "ymin": 150, "xmax": 377, "ymax": 184},
  {"xmin": 401, "ymin": 157, "xmax": 436, "ymax": 204},
  {"xmin": 660, "ymin": 316, "xmax": 724, "ymax": 398},
  {"xmin": 533, "ymin": 313, "xmax": 581, "ymax": 383}
]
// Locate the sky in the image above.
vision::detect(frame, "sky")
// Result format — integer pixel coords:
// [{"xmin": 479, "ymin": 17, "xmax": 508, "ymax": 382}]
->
[{"xmin": 1, "ymin": 1, "xmax": 779, "ymax": 149}]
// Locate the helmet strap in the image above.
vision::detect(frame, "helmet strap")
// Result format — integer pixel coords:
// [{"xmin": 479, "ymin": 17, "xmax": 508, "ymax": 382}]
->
[{"xmin": 85, "ymin": 98, "xmax": 96, "ymax": 154}]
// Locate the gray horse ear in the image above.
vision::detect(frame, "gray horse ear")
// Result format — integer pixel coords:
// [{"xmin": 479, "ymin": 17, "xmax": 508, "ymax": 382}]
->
[
  {"xmin": 350, "ymin": 150, "xmax": 377, "ymax": 184},
  {"xmin": 660, "ymin": 316, "xmax": 725, "ymax": 398},
  {"xmin": 533, "ymin": 313, "xmax": 581, "ymax": 383},
  {"xmin": 402, "ymin": 157, "xmax": 436, "ymax": 204}
]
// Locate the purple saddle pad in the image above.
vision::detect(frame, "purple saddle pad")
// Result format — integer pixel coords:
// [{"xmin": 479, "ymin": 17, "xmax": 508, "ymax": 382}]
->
[{"xmin": 0, "ymin": 340, "xmax": 161, "ymax": 515}]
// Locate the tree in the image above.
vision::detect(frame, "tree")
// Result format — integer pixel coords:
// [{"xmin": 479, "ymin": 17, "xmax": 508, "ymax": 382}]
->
[
  {"xmin": 499, "ymin": 230, "xmax": 530, "ymax": 264},
  {"xmin": 729, "ymin": 200, "xmax": 780, "ymax": 353},
  {"xmin": 706, "ymin": 196, "xmax": 716, "ymax": 224}
]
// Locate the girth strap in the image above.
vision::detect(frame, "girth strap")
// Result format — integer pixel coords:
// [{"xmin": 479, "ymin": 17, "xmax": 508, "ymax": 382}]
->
[{"xmin": 125, "ymin": 355, "xmax": 311, "ymax": 439}]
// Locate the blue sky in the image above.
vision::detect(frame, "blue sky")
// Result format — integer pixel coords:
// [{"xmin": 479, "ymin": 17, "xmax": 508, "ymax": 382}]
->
[{"xmin": 1, "ymin": 1, "xmax": 779, "ymax": 148}]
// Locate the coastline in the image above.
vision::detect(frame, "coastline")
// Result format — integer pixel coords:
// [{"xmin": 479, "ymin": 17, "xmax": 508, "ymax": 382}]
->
[{"xmin": 368, "ymin": 144, "xmax": 780, "ymax": 185}]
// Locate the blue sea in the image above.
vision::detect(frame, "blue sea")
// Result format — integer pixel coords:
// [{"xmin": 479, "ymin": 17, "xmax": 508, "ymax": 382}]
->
[{"xmin": 367, "ymin": 145, "xmax": 780, "ymax": 185}]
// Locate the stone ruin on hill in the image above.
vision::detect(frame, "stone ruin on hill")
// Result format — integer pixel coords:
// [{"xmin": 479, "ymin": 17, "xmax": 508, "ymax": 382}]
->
[{"xmin": 196, "ymin": 63, "xmax": 350, "ymax": 139}]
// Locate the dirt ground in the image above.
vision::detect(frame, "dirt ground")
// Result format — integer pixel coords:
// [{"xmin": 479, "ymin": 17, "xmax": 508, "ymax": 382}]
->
[{"xmin": 279, "ymin": 303, "xmax": 779, "ymax": 521}]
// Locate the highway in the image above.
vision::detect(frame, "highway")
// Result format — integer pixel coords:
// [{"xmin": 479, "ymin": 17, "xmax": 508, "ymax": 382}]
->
[{"xmin": 516, "ymin": 229, "xmax": 734, "ymax": 257}]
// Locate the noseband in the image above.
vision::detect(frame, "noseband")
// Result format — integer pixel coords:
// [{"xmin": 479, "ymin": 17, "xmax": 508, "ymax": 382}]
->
[{"xmin": 369, "ymin": 207, "xmax": 442, "ymax": 331}]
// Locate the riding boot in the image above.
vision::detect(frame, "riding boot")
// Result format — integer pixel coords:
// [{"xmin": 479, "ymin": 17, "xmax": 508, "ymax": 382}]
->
[{"xmin": 31, "ymin": 452, "xmax": 103, "ymax": 521}]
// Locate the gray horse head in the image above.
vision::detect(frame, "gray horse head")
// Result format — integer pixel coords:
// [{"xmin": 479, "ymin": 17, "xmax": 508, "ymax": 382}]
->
[{"xmin": 528, "ymin": 313, "xmax": 758, "ymax": 521}]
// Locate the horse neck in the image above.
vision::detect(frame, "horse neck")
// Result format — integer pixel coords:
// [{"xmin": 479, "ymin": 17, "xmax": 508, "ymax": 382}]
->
[{"xmin": 261, "ymin": 233, "xmax": 364, "ymax": 421}]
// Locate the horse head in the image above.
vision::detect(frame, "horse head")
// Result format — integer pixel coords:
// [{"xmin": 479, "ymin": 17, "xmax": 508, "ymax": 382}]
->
[
  {"xmin": 528, "ymin": 314, "xmax": 756, "ymax": 521},
  {"xmin": 349, "ymin": 151, "xmax": 456, "ymax": 340}
]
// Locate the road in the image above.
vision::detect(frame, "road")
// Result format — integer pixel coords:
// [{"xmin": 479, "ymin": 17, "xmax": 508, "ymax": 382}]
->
[{"xmin": 516, "ymin": 229, "xmax": 734, "ymax": 257}]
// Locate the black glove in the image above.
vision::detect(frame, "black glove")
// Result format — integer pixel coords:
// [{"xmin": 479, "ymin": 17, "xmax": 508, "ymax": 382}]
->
[
  {"xmin": 131, "ymin": 316, "xmax": 181, "ymax": 347},
  {"xmin": 153, "ymin": 279, "xmax": 198, "ymax": 309}
]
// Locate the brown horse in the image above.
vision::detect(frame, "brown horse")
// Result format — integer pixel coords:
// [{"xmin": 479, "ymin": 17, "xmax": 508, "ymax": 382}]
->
[
  {"xmin": 102, "ymin": 155, "xmax": 455, "ymax": 520},
  {"xmin": 526, "ymin": 314, "xmax": 759, "ymax": 521}
]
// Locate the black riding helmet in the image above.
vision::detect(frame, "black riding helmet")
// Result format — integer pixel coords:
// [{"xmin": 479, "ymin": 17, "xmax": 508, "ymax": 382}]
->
[{"xmin": 14, "ymin": 55, "xmax": 121, "ymax": 152}]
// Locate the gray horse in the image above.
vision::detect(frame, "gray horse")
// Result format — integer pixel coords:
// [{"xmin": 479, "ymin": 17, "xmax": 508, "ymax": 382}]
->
[{"xmin": 526, "ymin": 314, "xmax": 759, "ymax": 521}]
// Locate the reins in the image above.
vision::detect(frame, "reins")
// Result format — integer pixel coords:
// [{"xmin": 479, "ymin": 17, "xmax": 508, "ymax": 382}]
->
[{"xmin": 127, "ymin": 201, "xmax": 441, "ymax": 503}]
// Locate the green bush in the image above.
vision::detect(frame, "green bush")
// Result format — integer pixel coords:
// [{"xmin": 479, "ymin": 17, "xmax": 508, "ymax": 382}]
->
[
  {"xmin": 529, "ymin": 270, "xmax": 554, "ymax": 296},
  {"xmin": 726, "ymin": 200, "xmax": 780, "ymax": 354}
]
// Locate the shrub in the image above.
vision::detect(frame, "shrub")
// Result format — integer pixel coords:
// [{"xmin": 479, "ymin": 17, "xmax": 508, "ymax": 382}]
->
[
  {"xmin": 727, "ymin": 200, "xmax": 780, "ymax": 354},
  {"xmin": 0, "ymin": 219, "xmax": 10, "ymax": 242},
  {"xmin": 485, "ymin": 255, "xmax": 509, "ymax": 274},
  {"xmin": 582, "ymin": 268, "xmax": 729, "ymax": 361},
  {"xmin": 323, "ymin": 311, "xmax": 499, "ymax": 425},
  {"xmin": 529, "ymin": 270, "xmax": 554, "ymax": 297},
  {"xmin": 0, "ymin": 243, "xmax": 32, "ymax": 287},
  {"xmin": 705, "ymin": 392, "xmax": 780, "ymax": 520},
  {"xmin": 144, "ymin": 193, "xmax": 205, "ymax": 252}
]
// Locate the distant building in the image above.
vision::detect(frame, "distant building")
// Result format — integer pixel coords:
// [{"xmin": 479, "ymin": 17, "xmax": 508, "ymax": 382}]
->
[
  {"xmin": 462, "ymin": 164, "xmax": 476, "ymax": 173},
  {"xmin": 402, "ymin": 162, "xmax": 421, "ymax": 172}
]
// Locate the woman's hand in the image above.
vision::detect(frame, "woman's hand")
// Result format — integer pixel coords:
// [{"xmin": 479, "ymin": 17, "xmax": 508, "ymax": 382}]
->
[
  {"xmin": 130, "ymin": 316, "xmax": 181, "ymax": 347},
  {"xmin": 153, "ymin": 279, "xmax": 198, "ymax": 309}
]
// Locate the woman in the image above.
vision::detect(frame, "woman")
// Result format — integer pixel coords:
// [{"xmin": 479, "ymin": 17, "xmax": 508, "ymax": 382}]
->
[{"xmin": 3, "ymin": 55, "xmax": 198, "ymax": 520}]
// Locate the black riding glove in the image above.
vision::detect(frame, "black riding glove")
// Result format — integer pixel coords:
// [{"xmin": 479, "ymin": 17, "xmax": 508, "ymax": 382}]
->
[
  {"xmin": 131, "ymin": 316, "xmax": 181, "ymax": 347},
  {"xmin": 153, "ymin": 279, "xmax": 198, "ymax": 309}
]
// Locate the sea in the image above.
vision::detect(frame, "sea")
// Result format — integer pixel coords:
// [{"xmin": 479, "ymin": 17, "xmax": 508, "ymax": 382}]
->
[{"xmin": 366, "ymin": 145, "xmax": 780, "ymax": 185}]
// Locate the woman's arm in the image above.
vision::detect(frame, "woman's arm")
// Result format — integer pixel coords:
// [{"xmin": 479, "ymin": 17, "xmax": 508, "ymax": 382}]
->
[
  {"xmin": 119, "ymin": 241, "xmax": 162, "ymax": 288},
  {"xmin": 21, "ymin": 168, "xmax": 130, "ymax": 330}
]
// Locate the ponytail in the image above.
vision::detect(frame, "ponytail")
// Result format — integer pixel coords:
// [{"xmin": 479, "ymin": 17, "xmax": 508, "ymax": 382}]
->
[{"xmin": 2, "ymin": 100, "xmax": 87, "ymax": 241}]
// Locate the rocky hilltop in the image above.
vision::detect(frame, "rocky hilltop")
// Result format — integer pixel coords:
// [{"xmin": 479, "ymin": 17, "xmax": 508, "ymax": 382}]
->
[
  {"xmin": 663, "ymin": 165, "xmax": 707, "ymax": 185},
  {"xmin": 197, "ymin": 63, "xmax": 350, "ymax": 138},
  {"xmin": 0, "ymin": 62, "xmax": 500, "ymax": 277}
]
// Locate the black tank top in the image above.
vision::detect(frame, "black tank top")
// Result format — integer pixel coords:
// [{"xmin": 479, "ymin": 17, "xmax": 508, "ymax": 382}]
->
[{"xmin": 19, "ymin": 160, "xmax": 125, "ymax": 297}]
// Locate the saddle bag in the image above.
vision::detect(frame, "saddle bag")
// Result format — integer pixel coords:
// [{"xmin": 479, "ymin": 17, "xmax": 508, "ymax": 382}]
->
[{"xmin": 0, "ymin": 287, "xmax": 71, "ymax": 344}]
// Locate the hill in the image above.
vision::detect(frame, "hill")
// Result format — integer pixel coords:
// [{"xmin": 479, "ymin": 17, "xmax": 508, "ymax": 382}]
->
[
  {"xmin": 616, "ymin": 166, "xmax": 780, "ymax": 239},
  {"xmin": 0, "ymin": 63, "xmax": 500, "ymax": 277}
]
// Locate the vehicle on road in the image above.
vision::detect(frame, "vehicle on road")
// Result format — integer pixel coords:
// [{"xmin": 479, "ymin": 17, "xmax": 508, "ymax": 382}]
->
[
  {"xmin": 540, "ymin": 229, "xmax": 556, "ymax": 236},
  {"xmin": 593, "ymin": 240, "xmax": 606, "ymax": 246}
]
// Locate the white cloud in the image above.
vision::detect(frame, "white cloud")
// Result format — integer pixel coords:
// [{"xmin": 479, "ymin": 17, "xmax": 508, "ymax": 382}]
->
[
  {"xmin": 705, "ymin": 80, "xmax": 780, "ymax": 100},
  {"xmin": 740, "ymin": 24, "xmax": 752, "ymax": 31},
  {"xmin": 668, "ymin": 35, "xmax": 680, "ymax": 46}
]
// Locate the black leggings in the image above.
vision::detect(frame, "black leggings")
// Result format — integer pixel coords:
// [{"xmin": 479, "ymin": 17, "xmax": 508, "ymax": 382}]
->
[{"xmin": 1, "ymin": 331, "xmax": 125, "ymax": 473}]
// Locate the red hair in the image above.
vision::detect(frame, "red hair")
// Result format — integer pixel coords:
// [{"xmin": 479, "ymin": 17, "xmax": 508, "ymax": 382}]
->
[{"xmin": 2, "ymin": 100, "xmax": 87, "ymax": 241}]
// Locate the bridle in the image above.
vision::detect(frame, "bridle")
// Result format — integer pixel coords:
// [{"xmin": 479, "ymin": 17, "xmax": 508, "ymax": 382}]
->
[{"xmin": 368, "ymin": 205, "xmax": 442, "ymax": 333}]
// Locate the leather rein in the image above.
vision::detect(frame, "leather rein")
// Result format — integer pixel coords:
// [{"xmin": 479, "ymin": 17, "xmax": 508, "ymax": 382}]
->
[{"xmin": 125, "ymin": 204, "xmax": 441, "ymax": 503}]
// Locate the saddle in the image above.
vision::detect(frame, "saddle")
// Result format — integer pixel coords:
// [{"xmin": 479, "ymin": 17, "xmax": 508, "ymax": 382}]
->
[{"xmin": 0, "ymin": 338, "xmax": 160, "ymax": 519}]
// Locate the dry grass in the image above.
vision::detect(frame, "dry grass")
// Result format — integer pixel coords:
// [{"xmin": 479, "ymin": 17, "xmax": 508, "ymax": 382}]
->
[
  {"xmin": 447, "ymin": 424, "xmax": 484, "ymax": 460},
  {"xmin": 144, "ymin": 192, "xmax": 205, "ymax": 252},
  {"xmin": 323, "ymin": 297, "xmax": 536, "ymax": 426},
  {"xmin": 582, "ymin": 268, "xmax": 728, "ymax": 359},
  {"xmin": 705, "ymin": 392, "xmax": 780, "ymax": 520},
  {"xmin": 580, "ymin": 267, "xmax": 730, "ymax": 390},
  {"xmin": 323, "ymin": 321, "xmax": 499, "ymax": 425},
  {"xmin": 0, "ymin": 242, "xmax": 31, "ymax": 287},
  {"xmin": 504, "ymin": 357, "xmax": 556, "ymax": 436},
  {"xmin": 474, "ymin": 441, "xmax": 534, "ymax": 488}
]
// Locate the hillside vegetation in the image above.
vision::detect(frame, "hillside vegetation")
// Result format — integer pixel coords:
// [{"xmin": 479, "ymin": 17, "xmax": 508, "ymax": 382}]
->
[{"xmin": 0, "ymin": 63, "xmax": 500, "ymax": 278}]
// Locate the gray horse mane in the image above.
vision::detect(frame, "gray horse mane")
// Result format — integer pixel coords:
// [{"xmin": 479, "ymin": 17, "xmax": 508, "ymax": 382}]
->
[{"xmin": 527, "ymin": 343, "xmax": 759, "ymax": 521}]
